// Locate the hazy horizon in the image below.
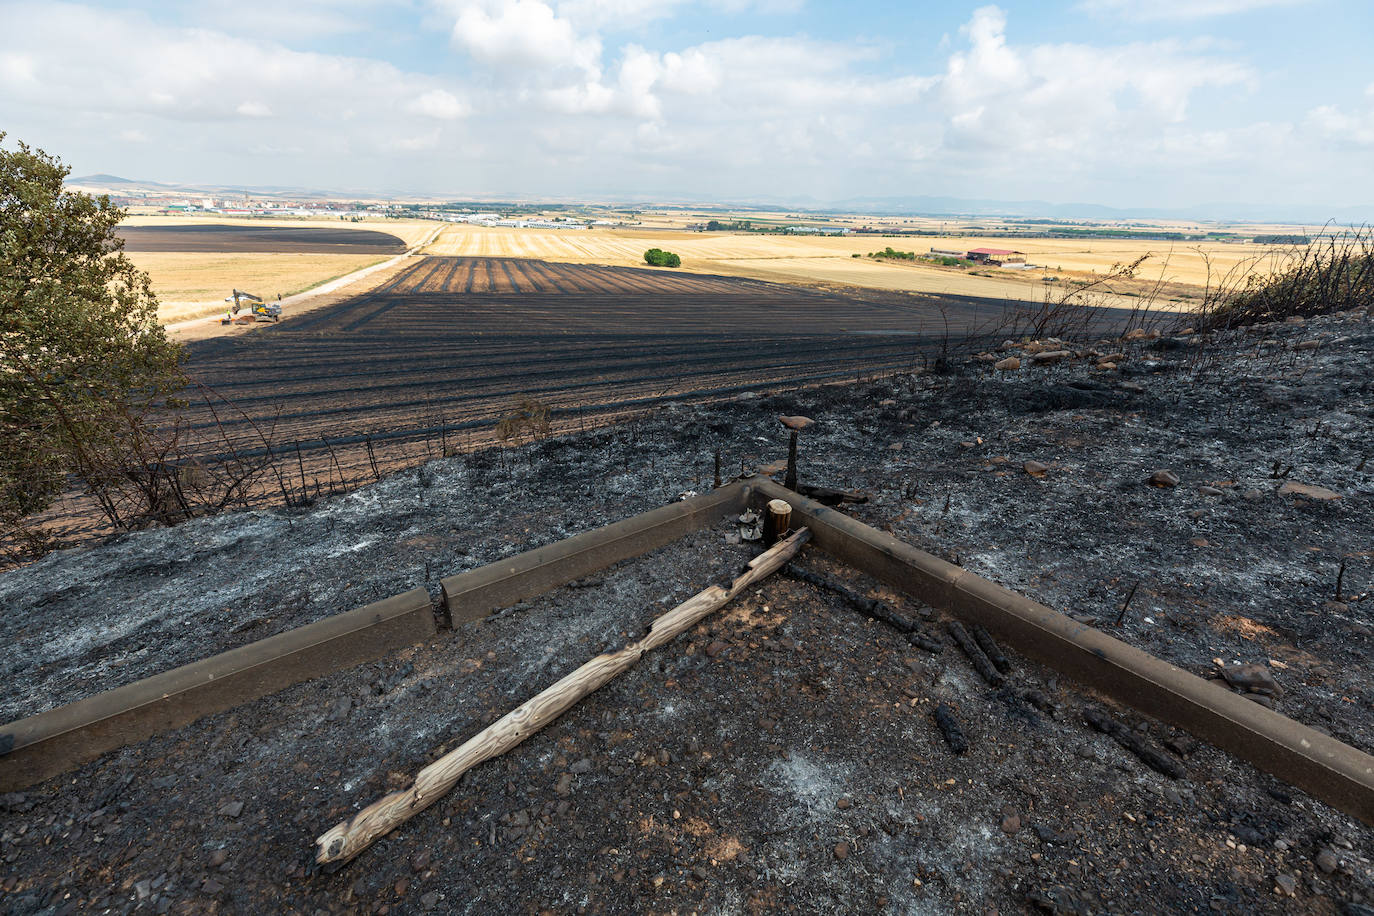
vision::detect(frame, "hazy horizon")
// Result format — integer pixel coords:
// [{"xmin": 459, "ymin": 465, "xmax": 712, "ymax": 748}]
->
[{"xmin": 5, "ymin": 1, "xmax": 1371, "ymax": 215}]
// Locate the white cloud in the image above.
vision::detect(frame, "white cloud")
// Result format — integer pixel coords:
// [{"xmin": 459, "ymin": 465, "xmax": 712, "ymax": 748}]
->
[
  {"xmin": 1307, "ymin": 87, "xmax": 1374, "ymax": 147},
  {"xmin": 555, "ymin": 0, "xmax": 687, "ymax": 29},
  {"xmin": 407, "ymin": 89, "xmax": 470, "ymax": 119},
  {"xmin": 0, "ymin": 51, "xmax": 36, "ymax": 84},
  {"xmin": 1080, "ymin": 0, "xmax": 1308, "ymax": 20},
  {"xmin": 935, "ymin": 5, "xmax": 1253, "ymax": 173},
  {"xmin": 190, "ymin": 0, "xmax": 401, "ymax": 38},
  {"xmin": 1, "ymin": 0, "xmax": 1362, "ymax": 210},
  {"xmin": 0, "ymin": 0, "xmax": 469, "ymax": 173},
  {"xmin": 552, "ymin": 0, "xmax": 802, "ymax": 30},
  {"xmin": 449, "ymin": 0, "xmax": 602, "ymax": 74},
  {"xmin": 385, "ymin": 129, "xmax": 444, "ymax": 152}
]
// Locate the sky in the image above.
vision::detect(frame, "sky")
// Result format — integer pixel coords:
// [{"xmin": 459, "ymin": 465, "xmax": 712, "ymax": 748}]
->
[{"xmin": 1, "ymin": 0, "xmax": 1371, "ymax": 213}]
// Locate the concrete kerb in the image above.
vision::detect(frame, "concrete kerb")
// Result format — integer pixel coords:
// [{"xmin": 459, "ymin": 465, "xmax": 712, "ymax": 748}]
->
[
  {"xmin": 0, "ymin": 588, "xmax": 436, "ymax": 792},
  {"xmin": 750, "ymin": 477, "xmax": 1374, "ymax": 826}
]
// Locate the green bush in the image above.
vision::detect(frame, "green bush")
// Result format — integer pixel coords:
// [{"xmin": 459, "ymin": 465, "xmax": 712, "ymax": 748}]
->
[
  {"xmin": 644, "ymin": 248, "xmax": 681, "ymax": 268},
  {"xmin": 1, "ymin": 133, "xmax": 185, "ymax": 557},
  {"xmin": 922, "ymin": 255, "xmax": 973, "ymax": 268},
  {"xmin": 868, "ymin": 247, "xmax": 916, "ymax": 261}
]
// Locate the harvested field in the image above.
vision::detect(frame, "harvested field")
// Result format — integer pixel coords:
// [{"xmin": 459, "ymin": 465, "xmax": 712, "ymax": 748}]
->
[
  {"xmin": 134, "ymin": 252, "xmax": 394, "ymax": 322},
  {"xmin": 423, "ymin": 224, "xmax": 1279, "ymax": 306},
  {"xmin": 167, "ymin": 257, "xmax": 1033, "ymax": 506},
  {"xmin": 29, "ymin": 255, "xmax": 1143, "ymax": 547},
  {"xmin": 118, "ymin": 225, "xmax": 408, "ymax": 254},
  {"xmin": 1, "ymin": 305, "xmax": 1371, "ymax": 914},
  {"xmin": 121, "ymin": 215, "xmax": 438, "ymax": 248}
]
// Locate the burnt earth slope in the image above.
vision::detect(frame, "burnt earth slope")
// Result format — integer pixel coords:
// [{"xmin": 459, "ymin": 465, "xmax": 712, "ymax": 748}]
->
[{"xmin": 0, "ymin": 306, "xmax": 1371, "ymax": 914}]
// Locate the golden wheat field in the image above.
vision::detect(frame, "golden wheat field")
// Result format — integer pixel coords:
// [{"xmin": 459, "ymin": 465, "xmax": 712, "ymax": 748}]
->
[
  {"xmin": 116, "ymin": 215, "xmax": 436, "ymax": 322},
  {"xmin": 122, "ymin": 212, "xmax": 1310, "ymax": 317},
  {"xmin": 421, "ymin": 223, "xmax": 1292, "ymax": 307}
]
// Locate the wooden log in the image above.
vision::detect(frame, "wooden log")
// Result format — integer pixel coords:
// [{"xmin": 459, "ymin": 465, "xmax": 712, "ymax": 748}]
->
[
  {"xmin": 1083, "ymin": 707, "xmax": 1186, "ymax": 779},
  {"xmin": 784, "ymin": 563, "xmax": 942, "ymax": 653},
  {"xmin": 314, "ymin": 527, "xmax": 813, "ymax": 866},
  {"xmin": 947, "ymin": 620, "xmax": 1005, "ymax": 687},
  {"xmin": 794, "ymin": 483, "xmax": 868, "ymax": 506},
  {"xmin": 762, "ymin": 498, "xmax": 791, "ymax": 547},
  {"xmin": 972, "ymin": 623, "xmax": 1013, "ymax": 674},
  {"xmin": 933, "ymin": 703, "xmax": 968, "ymax": 754}
]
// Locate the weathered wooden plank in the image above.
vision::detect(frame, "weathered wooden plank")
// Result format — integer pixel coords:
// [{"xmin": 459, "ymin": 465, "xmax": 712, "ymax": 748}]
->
[
  {"xmin": 440, "ymin": 481, "xmax": 752, "ymax": 627},
  {"xmin": 0, "ymin": 589, "xmax": 436, "ymax": 791},
  {"xmin": 752, "ymin": 478, "xmax": 1374, "ymax": 826},
  {"xmin": 317, "ymin": 528, "xmax": 811, "ymax": 865}
]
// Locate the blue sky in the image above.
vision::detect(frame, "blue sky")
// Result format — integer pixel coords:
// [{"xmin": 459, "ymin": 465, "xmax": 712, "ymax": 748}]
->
[{"xmin": 2, "ymin": 0, "xmax": 1370, "ymax": 214}]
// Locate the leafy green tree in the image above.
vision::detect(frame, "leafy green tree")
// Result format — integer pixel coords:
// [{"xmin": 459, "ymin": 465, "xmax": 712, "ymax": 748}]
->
[
  {"xmin": 644, "ymin": 248, "xmax": 681, "ymax": 268},
  {"xmin": 1, "ymin": 134, "xmax": 184, "ymax": 554}
]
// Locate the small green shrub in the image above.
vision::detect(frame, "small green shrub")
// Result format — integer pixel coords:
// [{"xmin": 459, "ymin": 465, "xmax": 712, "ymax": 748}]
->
[
  {"xmin": 867, "ymin": 247, "xmax": 916, "ymax": 261},
  {"xmin": 644, "ymin": 248, "xmax": 682, "ymax": 268}
]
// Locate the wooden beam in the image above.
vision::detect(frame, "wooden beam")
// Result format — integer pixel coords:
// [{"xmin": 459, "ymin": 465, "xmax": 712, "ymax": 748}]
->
[
  {"xmin": 440, "ymin": 481, "xmax": 752, "ymax": 627},
  {"xmin": 0, "ymin": 589, "xmax": 436, "ymax": 792},
  {"xmin": 751, "ymin": 478, "xmax": 1374, "ymax": 826},
  {"xmin": 315, "ymin": 528, "xmax": 811, "ymax": 866}
]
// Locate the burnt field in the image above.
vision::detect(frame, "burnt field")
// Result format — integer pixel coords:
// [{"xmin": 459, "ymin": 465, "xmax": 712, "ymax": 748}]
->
[
  {"xmin": 117, "ymin": 225, "xmax": 408, "ymax": 253},
  {"xmin": 173, "ymin": 256, "xmax": 1027, "ymax": 507},
  {"xmin": 1, "ymin": 307, "xmax": 1370, "ymax": 914}
]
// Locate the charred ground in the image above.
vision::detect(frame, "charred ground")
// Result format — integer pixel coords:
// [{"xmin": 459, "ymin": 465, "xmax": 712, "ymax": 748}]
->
[{"xmin": 0, "ymin": 305, "xmax": 1371, "ymax": 915}]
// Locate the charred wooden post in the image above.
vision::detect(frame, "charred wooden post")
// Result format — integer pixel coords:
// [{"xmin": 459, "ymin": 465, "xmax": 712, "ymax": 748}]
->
[
  {"xmin": 315, "ymin": 528, "xmax": 813, "ymax": 866},
  {"xmin": 778, "ymin": 415, "xmax": 814, "ymax": 491},
  {"xmin": 714, "ymin": 451, "xmax": 722, "ymax": 490},
  {"xmin": 795, "ymin": 484, "xmax": 868, "ymax": 506},
  {"xmin": 762, "ymin": 498, "xmax": 792, "ymax": 547},
  {"xmin": 785, "ymin": 432, "xmax": 798, "ymax": 490},
  {"xmin": 933, "ymin": 704, "xmax": 968, "ymax": 754},
  {"xmin": 972, "ymin": 624, "xmax": 1012, "ymax": 674},
  {"xmin": 1083, "ymin": 707, "xmax": 1186, "ymax": 779},
  {"xmin": 947, "ymin": 620, "xmax": 1005, "ymax": 686},
  {"xmin": 784, "ymin": 564, "xmax": 941, "ymax": 652}
]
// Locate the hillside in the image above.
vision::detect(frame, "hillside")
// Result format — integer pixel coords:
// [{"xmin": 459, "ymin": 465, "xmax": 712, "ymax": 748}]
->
[{"xmin": 1, "ymin": 306, "xmax": 1371, "ymax": 914}]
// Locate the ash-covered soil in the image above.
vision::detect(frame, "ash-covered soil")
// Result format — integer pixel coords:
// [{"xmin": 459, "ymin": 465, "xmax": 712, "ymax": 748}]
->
[{"xmin": 2, "ymin": 305, "xmax": 1372, "ymax": 914}]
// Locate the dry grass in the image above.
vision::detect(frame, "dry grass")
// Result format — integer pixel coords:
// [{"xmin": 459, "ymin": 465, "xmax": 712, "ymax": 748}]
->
[{"xmin": 130, "ymin": 252, "xmax": 390, "ymax": 322}]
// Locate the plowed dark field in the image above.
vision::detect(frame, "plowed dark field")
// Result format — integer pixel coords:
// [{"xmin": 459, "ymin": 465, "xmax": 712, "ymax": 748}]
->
[
  {"xmin": 30, "ymin": 256, "xmax": 1073, "ymax": 544},
  {"xmin": 177, "ymin": 256, "xmax": 1018, "ymax": 490},
  {"xmin": 117, "ymin": 224, "xmax": 407, "ymax": 253}
]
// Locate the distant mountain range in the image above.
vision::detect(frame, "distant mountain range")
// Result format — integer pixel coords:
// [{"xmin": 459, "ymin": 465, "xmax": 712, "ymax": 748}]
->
[{"xmin": 67, "ymin": 174, "xmax": 1371, "ymax": 226}]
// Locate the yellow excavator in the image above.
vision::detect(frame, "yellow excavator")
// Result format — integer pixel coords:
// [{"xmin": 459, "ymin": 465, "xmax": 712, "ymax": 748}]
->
[{"xmin": 221, "ymin": 289, "xmax": 281, "ymax": 325}]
